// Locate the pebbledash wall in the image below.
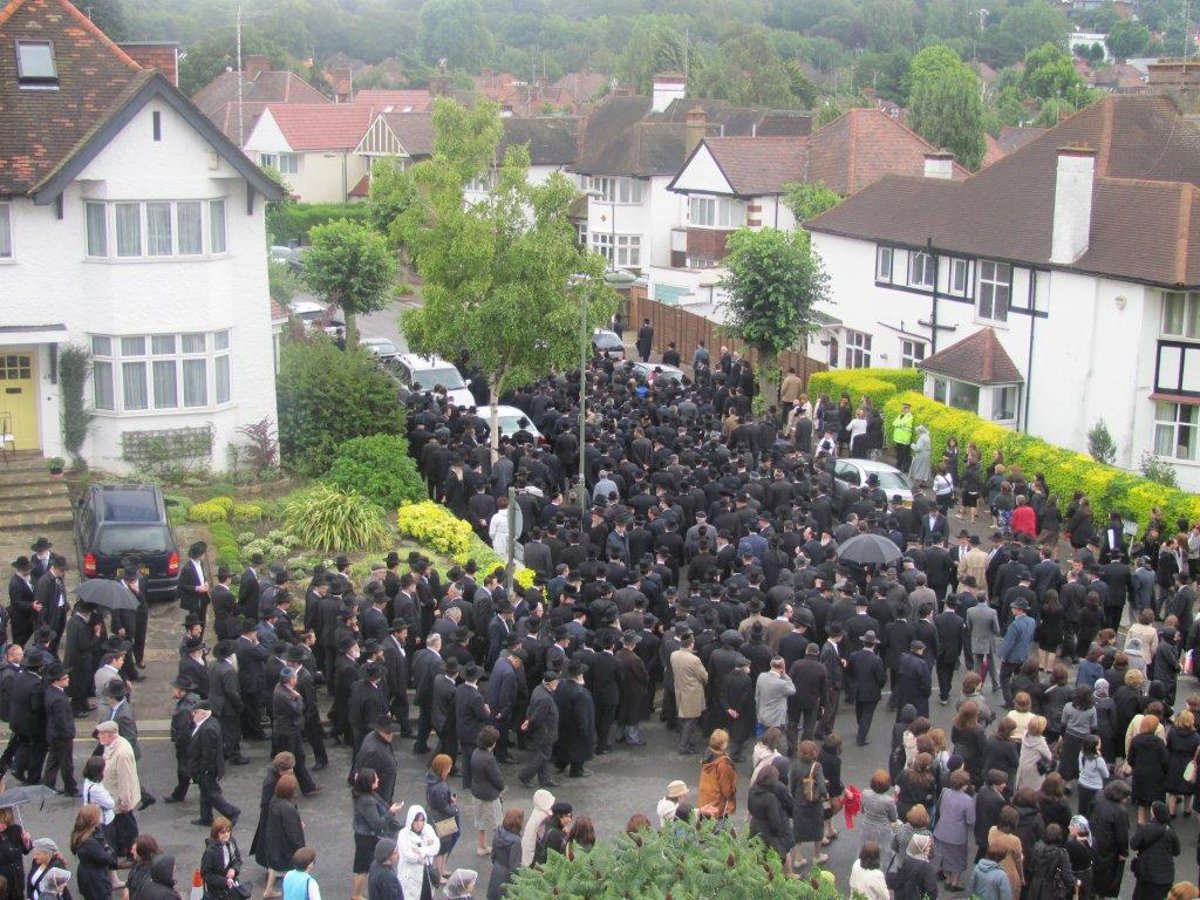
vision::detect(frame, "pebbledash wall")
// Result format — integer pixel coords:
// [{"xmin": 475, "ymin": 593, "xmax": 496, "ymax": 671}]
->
[
  {"xmin": 0, "ymin": 95, "xmax": 278, "ymax": 473},
  {"xmin": 810, "ymin": 230, "xmax": 1178, "ymax": 488}
]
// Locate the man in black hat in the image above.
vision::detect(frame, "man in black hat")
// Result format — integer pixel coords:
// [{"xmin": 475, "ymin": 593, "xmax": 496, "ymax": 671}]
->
[
  {"xmin": 552, "ymin": 660, "xmax": 594, "ymax": 779},
  {"xmin": 382, "ymin": 619, "xmax": 411, "ymax": 738},
  {"xmin": 235, "ymin": 618, "xmax": 270, "ymax": 741},
  {"xmin": 238, "ymin": 553, "xmax": 263, "ymax": 621},
  {"xmin": 208, "ymin": 642, "xmax": 249, "ymax": 765},
  {"xmin": 431, "ymin": 658, "xmax": 459, "ymax": 765},
  {"xmin": 32, "ymin": 554, "xmax": 67, "ymax": 653},
  {"xmin": 9, "ymin": 555, "xmax": 35, "ymax": 647},
  {"xmin": 211, "ymin": 566, "xmax": 239, "ymax": 641},
  {"xmin": 455, "ymin": 663, "xmax": 488, "ymax": 789},
  {"xmin": 410, "ymin": 633, "xmax": 445, "ymax": 755},
  {"xmin": 164, "ymin": 676, "xmax": 198, "ymax": 803},
  {"xmin": 848, "ymin": 631, "xmax": 886, "ymax": 746},
  {"xmin": 177, "ymin": 634, "xmax": 209, "ymax": 699},
  {"xmin": 332, "ymin": 633, "xmax": 361, "ymax": 748},
  {"xmin": 636, "ymin": 317, "xmax": 653, "ymax": 363},
  {"xmin": 591, "ymin": 632, "xmax": 623, "ymax": 756},
  {"xmin": 178, "ymin": 541, "xmax": 210, "ymax": 631},
  {"xmin": 187, "ymin": 701, "xmax": 240, "ymax": 827},
  {"xmin": 518, "ymin": 669, "xmax": 561, "ymax": 788},
  {"xmin": 355, "ymin": 714, "xmax": 400, "ymax": 806},
  {"xmin": 41, "ymin": 663, "xmax": 76, "ymax": 794},
  {"xmin": 8, "ymin": 649, "xmax": 46, "ymax": 783},
  {"xmin": 62, "ymin": 599, "xmax": 100, "ymax": 717},
  {"xmin": 284, "ymin": 644, "xmax": 326, "ymax": 771},
  {"xmin": 350, "ymin": 661, "xmax": 388, "ymax": 766}
]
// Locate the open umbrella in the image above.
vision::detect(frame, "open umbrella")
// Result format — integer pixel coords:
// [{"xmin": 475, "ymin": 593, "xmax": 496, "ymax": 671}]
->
[
  {"xmin": 836, "ymin": 533, "xmax": 902, "ymax": 567},
  {"xmin": 0, "ymin": 783, "xmax": 61, "ymax": 825},
  {"xmin": 75, "ymin": 579, "xmax": 139, "ymax": 611}
]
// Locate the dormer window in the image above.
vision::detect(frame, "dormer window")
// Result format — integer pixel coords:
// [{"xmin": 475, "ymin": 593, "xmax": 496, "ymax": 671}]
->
[{"xmin": 15, "ymin": 40, "xmax": 58, "ymax": 88}]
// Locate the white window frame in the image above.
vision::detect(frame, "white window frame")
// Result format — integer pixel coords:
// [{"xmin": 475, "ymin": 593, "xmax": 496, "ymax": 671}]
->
[
  {"xmin": 588, "ymin": 176, "xmax": 643, "ymax": 205},
  {"xmin": 876, "ymin": 246, "xmax": 893, "ymax": 283},
  {"xmin": 900, "ymin": 339, "xmax": 926, "ymax": 368},
  {"xmin": 1162, "ymin": 291, "xmax": 1200, "ymax": 340},
  {"xmin": 993, "ymin": 385, "xmax": 1020, "ymax": 422},
  {"xmin": 949, "ymin": 258, "xmax": 968, "ymax": 295},
  {"xmin": 591, "ymin": 232, "xmax": 641, "ymax": 268},
  {"xmin": 977, "ymin": 260, "xmax": 1012, "ymax": 322},
  {"xmin": 0, "ymin": 203, "xmax": 11, "ymax": 259},
  {"xmin": 689, "ymin": 195, "xmax": 745, "ymax": 229},
  {"xmin": 909, "ymin": 250, "xmax": 935, "ymax": 289},
  {"xmin": 277, "ymin": 153, "xmax": 299, "ymax": 175},
  {"xmin": 85, "ymin": 200, "xmax": 230, "ymax": 260},
  {"xmin": 844, "ymin": 329, "xmax": 872, "ymax": 369},
  {"xmin": 1154, "ymin": 400, "xmax": 1200, "ymax": 461},
  {"xmin": 687, "ymin": 255, "xmax": 718, "ymax": 269},
  {"xmin": 88, "ymin": 330, "xmax": 233, "ymax": 415}
]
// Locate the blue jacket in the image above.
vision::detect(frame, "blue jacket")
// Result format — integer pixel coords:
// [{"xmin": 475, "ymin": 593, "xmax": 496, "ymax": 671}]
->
[
  {"xmin": 996, "ymin": 614, "xmax": 1036, "ymax": 665},
  {"xmin": 968, "ymin": 859, "xmax": 1012, "ymax": 900}
]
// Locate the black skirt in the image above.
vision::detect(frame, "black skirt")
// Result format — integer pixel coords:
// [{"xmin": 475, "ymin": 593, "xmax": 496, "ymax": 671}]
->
[{"xmin": 353, "ymin": 833, "xmax": 378, "ymax": 875}]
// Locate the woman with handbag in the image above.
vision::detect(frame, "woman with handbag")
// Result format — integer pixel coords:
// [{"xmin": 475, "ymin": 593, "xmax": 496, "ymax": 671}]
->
[
  {"xmin": 395, "ymin": 806, "xmax": 439, "ymax": 900},
  {"xmin": 69, "ymin": 806, "xmax": 117, "ymax": 900},
  {"xmin": 1015, "ymin": 716, "xmax": 1053, "ymax": 793},
  {"xmin": 352, "ymin": 769, "xmax": 402, "ymax": 900},
  {"xmin": 1129, "ymin": 801, "xmax": 1180, "ymax": 900},
  {"xmin": 424, "ymin": 754, "xmax": 459, "ymax": 884},
  {"xmin": 199, "ymin": 818, "xmax": 247, "ymax": 900},
  {"xmin": 790, "ymin": 740, "xmax": 828, "ymax": 870}
]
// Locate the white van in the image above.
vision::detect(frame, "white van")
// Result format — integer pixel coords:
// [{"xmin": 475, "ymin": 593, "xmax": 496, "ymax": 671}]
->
[{"xmin": 393, "ymin": 353, "xmax": 475, "ymax": 408}]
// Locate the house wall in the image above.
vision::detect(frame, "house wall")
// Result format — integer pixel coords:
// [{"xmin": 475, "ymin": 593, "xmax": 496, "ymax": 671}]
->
[
  {"xmin": 812, "ymin": 231, "xmax": 1196, "ymax": 488},
  {"xmin": 670, "ymin": 148, "xmax": 732, "ymax": 194},
  {"xmin": 287, "ymin": 151, "xmax": 368, "ymax": 204},
  {"xmin": 0, "ymin": 97, "xmax": 277, "ymax": 472}
]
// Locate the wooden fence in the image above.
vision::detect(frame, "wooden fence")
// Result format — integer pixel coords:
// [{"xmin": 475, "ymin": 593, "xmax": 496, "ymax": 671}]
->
[{"xmin": 623, "ymin": 285, "xmax": 828, "ymax": 387}]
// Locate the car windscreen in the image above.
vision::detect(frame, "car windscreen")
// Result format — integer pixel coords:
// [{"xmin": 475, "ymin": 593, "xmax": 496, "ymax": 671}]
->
[
  {"xmin": 594, "ymin": 333, "xmax": 621, "ymax": 349},
  {"xmin": 874, "ymin": 470, "xmax": 912, "ymax": 490},
  {"xmin": 97, "ymin": 525, "xmax": 172, "ymax": 555},
  {"xmin": 366, "ymin": 341, "xmax": 398, "ymax": 356},
  {"xmin": 412, "ymin": 367, "xmax": 466, "ymax": 390}
]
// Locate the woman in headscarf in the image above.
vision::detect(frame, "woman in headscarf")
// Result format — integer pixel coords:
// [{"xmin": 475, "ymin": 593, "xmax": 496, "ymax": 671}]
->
[
  {"xmin": 908, "ymin": 426, "xmax": 932, "ymax": 487},
  {"xmin": 396, "ymin": 806, "xmax": 439, "ymax": 900},
  {"xmin": 885, "ymin": 832, "xmax": 938, "ymax": 900},
  {"xmin": 519, "ymin": 790, "xmax": 554, "ymax": 868},
  {"xmin": 443, "ymin": 869, "xmax": 478, "ymax": 900},
  {"xmin": 366, "ymin": 840, "xmax": 400, "ymax": 900}
]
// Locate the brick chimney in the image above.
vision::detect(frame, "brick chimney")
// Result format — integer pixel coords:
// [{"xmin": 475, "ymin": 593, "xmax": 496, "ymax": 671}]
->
[
  {"xmin": 923, "ymin": 151, "xmax": 955, "ymax": 179},
  {"xmin": 429, "ymin": 73, "xmax": 451, "ymax": 97},
  {"xmin": 686, "ymin": 106, "xmax": 707, "ymax": 156},
  {"xmin": 652, "ymin": 72, "xmax": 686, "ymax": 113},
  {"xmin": 1050, "ymin": 146, "xmax": 1096, "ymax": 264},
  {"xmin": 244, "ymin": 54, "xmax": 270, "ymax": 81},
  {"xmin": 118, "ymin": 42, "xmax": 180, "ymax": 87}
]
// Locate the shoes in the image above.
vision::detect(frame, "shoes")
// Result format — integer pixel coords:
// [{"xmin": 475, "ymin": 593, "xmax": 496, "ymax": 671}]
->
[
  {"xmin": 540, "ymin": 778, "xmax": 559, "ymax": 787},
  {"xmin": 129, "ymin": 673, "xmax": 145, "ymax": 682},
  {"xmin": 312, "ymin": 762, "xmax": 327, "ymax": 771},
  {"xmin": 136, "ymin": 661, "xmax": 146, "ymax": 670},
  {"xmin": 302, "ymin": 787, "xmax": 323, "ymax": 797},
  {"xmin": 230, "ymin": 756, "xmax": 252, "ymax": 766},
  {"xmin": 163, "ymin": 796, "xmax": 184, "ymax": 805},
  {"xmin": 190, "ymin": 819, "xmax": 212, "ymax": 827},
  {"xmin": 569, "ymin": 769, "xmax": 593, "ymax": 778},
  {"xmin": 137, "ymin": 795, "xmax": 156, "ymax": 811},
  {"xmin": 625, "ymin": 740, "xmax": 646, "ymax": 747},
  {"xmin": 519, "ymin": 777, "xmax": 535, "ymax": 789}
]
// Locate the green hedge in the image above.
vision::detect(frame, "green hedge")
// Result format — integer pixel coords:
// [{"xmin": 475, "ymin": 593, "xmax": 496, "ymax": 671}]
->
[
  {"xmin": 324, "ymin": 434, "xmax": 426, "ymax": 510},
  {"xmin": 884, "ymin": 390, "xmax": 1200, "ymax": 527},
  {"xmin": 807, "ymin": 368, "xmax": 923, "ymax": 409},
  {"xmin": 267, "ymin": 202, "xmax": 373, "ymax": 247}
]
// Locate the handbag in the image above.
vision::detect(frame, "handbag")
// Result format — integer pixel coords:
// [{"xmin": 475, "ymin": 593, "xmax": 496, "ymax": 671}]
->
[
  {"xmin": 1186, "ymin": 759, "xmax": 1197, "ymax": 784},
  {"xmin": 1036, "ymin": 754, "xmax": 1055, "ymax": 776},
  {"xmin": 433, "ymin": 816, "xmax": 459, "ymax": 840}
]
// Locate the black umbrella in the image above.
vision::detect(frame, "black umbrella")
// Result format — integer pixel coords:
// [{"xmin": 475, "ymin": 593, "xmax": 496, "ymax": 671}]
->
[
  {"xmin": 75, "ymin": 578, "xmax": 139, "ymax": 611},
  {"xmin": 837, "ymin": 533, "xmax": 903, "ymax": 567},
  {"xmin": 0, "ymin": 783, "xmax": 60, "ymax": 824}
]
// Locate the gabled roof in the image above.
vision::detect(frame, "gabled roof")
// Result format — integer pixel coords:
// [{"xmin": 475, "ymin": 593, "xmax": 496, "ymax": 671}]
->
[
  {"xmin": 192, "ymin": 69, "xmax": 328, "ymax": 122},
  {"xmin": 0, "ymin": 0, "xmax": 281, "ymax": 202},
  {"xmin": 381, "ymin": 111, "xmax": 434, "ymax": 157},
  {"xmin": 670, "ymin": 137, "xmax": 807, "ymax": 196},
  {"xmin": 996, "ymin": 126, "xmax": 1045, "ymax": 154},
  {"xmin": 260, "ymin": 102, "xmax": 377, "ymax": 151},
  {"xmin": 499, "ymin": 117, "xmax": 578, "ymax": 166},
  {"xmin": 919, "ymin": 328, "xmax": 1024, "ymax": 384},
  {"xmin": 808, "ymin": 96, "xmax": 1200, "ymax": 288},
  {"xmin": 551, "ymin": 70, "xmax": 608, "ymax": 104},
  {"xmin": 655, "ymin": 98, "xmax": 812, "ymax": 136},
  {"xmin": 806, "ymin": 108, "xmax": 967, "ymax": 195}
]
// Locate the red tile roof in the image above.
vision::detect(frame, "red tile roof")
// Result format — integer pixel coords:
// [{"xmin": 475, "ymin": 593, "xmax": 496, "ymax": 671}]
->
[
  {"xmin": 919, "ymin": 327, "xmax": 1024, "ymax": 384},
  {"xmin": 352, "ymin": 89, "xmax": 432, "ymax": 112},
  {"xmin": 262, "ymin": 102, "xmax": 376, "ymax": 151},
  {"xmin": 0, "ymin": 0, "xmax": 144, "ymax": 195},
  {"xmin": 192, "ymin": 69, "xmax": 328, "ymax": 121}
]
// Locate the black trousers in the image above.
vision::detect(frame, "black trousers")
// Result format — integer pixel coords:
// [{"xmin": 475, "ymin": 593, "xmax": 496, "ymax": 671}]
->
[
  {"xmin": 304, "ymin": 719, "xmax": 327, "ymax": 766},
  {"xmin": 517, "ymin": 744, "xmax": 553, "ymax": 785},
  {"xmin": 936, "ymin": 660, "xmax": 958, "ymax": 701},
  {"xmin": 13, "ymin": 734, "xmax": 45, "ymax": 784},
  {"xmin": 459, "ymin": 739, "xmax": 475, "ymax": 789},
  {"xmin": 1, "ymin": 731, "xmax": 24, "ymax": 771},
  {"xmin": 41, "ymin": 735, "xmax": 76, "ymax": 792},
  {"xmin": 133, "ymin": 604, "xmax": 149, "ymax": 665},
  {"xmin": 414, "ymin": 702, "xmax": 433, "ymax": 752},
  {"xmin": 218, "ymin": 714, "xmax": 242, "ymax": 759},
  {"xmin": 855, "ymin": 700, "xmax": 878, "ymax": 746},
  {"xmin": 390, "ymin": 693, "xmax": 411, "ymax": 737},
  {"xmin": 272, "ymin": 732, "xmax": 316, "ymax": 794},
  {"xmin": 169, "ymin": 749, "xmax": 190, "ymax": 800},
  {"xmin": 595, "ymin": 701, "xmax": 617, "ymax": 752},
  {"xmin": 196, "ymin": 771, "xmax": 239, "ymax": 825}
]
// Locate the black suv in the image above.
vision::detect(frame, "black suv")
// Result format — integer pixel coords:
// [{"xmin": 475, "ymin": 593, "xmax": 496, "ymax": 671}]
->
[{"xmin": 74, "ymin": 484, "xmax": 180, "ymax": 601}]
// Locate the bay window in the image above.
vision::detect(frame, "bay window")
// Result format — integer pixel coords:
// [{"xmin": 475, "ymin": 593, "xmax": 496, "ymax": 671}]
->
[
  {"xmin": 90, "ymin": 330, "xmax": 232, "ymax": 413},
  {"xmin": 689, "ymin": 196, "xmax": 746, "ymax": 229},
  {"xmin": 591, "ymin": 232, "xmax": 641, "ymax": 267},
  {"xmin": 86, "ymin": 200, "xmax": 230, "ymax": 259}
]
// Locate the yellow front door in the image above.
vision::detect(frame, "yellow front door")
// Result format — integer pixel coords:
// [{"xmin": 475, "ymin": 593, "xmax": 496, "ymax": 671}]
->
[{"xmin": 0, "ymin": 350, "xmax": 39, "ymax": 451}]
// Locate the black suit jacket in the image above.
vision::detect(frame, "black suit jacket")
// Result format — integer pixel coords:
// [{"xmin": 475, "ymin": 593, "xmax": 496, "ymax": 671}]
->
[
  {"xmin": 178, "ymin": 558, "xmax": 206, "ymax": 614},
  {"xmin": 849, "ymin": 648, "xmax": 886, "ymax": 703},
  {"xmin": 238, "ymin": 567, "xmax": 260, "ymax": 618},
  {"xmin": 188, "ymin": 716, "xmax": 225, "ymax": 777}
]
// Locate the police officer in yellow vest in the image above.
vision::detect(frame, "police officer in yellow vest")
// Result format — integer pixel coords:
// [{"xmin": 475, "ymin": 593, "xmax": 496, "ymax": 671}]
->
[{"xmin": 892, "ymin": 402, "xmax": 914, "ymax": 473}]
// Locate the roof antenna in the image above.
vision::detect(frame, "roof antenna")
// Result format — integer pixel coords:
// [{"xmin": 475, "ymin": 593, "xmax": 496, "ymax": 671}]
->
[{"xmin": 236, "ymin": 4, "xmax": 245, "ymax": 147}]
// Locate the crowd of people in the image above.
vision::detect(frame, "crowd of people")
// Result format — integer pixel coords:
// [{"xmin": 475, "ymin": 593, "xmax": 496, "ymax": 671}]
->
[{"xmin": 2, "ymin": 331, "xmax": 1200, "ymax": 898}]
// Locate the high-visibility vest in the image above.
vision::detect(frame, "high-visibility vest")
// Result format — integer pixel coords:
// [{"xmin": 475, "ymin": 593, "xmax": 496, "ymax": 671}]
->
[{"xmin": 892, "ymin": 412, "xmax": 914, "ymax": 445}]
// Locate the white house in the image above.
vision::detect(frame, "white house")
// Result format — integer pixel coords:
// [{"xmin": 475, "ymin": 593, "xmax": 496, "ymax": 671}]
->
[
  {"xmin": 463, "ymin": 117, "xmax": 581, "ymax": 204},
  {"xmin": 807, "ymin": 95, "xmax": 1200, "ymax": 489},
  {"xmin": 0, "ymin": 0, "xmax": 283, "ymax": 473},
  {"xmin": 242, "ymin": 103, "xmax": 374, "ymax": 202}
]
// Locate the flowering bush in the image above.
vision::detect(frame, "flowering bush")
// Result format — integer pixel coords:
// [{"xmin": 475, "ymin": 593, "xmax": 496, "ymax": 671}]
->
[
  {"xmin": 807, "ymin": 368, "xmax": 923, "ymax": 408},
  {"xmin": 396, "ymin": 501, "xmax": 536, "ymax": 587},
  {"xmin": 232, "ymin": 503, "xmax": 263, "ymax": 524},
  {"xmin": 187, "ymin": 500, "xmax": 231, "ymax": 524}
]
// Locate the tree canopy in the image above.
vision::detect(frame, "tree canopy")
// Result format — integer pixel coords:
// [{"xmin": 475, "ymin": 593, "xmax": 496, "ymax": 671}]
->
[
  {"xmin": 302, "ymin": 219, "xmax": 397, "ymax": 346},
  {"xmin": 907, "ymin": 45, "xmax": 986, "ymax": 170}
]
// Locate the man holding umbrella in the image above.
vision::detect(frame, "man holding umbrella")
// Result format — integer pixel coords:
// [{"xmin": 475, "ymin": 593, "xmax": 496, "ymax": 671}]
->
[{"xmin": 118, "ymin": 562, "xmax": 149, "ymax": 679}]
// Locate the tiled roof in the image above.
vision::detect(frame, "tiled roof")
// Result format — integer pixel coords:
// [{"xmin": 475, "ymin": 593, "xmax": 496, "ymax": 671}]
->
[
  {"xmin": 192, "ymin": 69, "xmax": 328, "ymax": 120},
  {"xmin": 351, "ymin": 89, "xmax": 432, "ymax": 112},
  {"xmin": 919, "ymin": 327, "xmax": 1024, "ymax": 384},
  {"xmin": 0, "ymin": 0, "xmax": 144, "ymax": 195},
  {"xmin": 701, "ymin": 137, "xmax": 808, "ymax": 195},
  {"xmin": 808, "ymin": 96, "xmax": 1200, "ymax": 288},
  {"xmin": 265, "ymin": 102, "xmax": 377, "ymax": 151},
  {"xmin": 381, "ymin": 111, "xmax": 434, "ymax": 157},
  {"xmin": 551, "ymin": 70, "xmax": 608, "ymax": 104},
  {"xmin": 348, "ymin": 173, "xmax": 370, "ymax": 198},
  {"xmin": 806, "ymin": 108, "xmax": 967, "ymax": 195},
  {"xmin": 500, "ymin": 117, "xmax": 579, "ymax": 166},
  {"xmin": 997, "ymin": 126, "xmax": 1045, "ymax": 154}
]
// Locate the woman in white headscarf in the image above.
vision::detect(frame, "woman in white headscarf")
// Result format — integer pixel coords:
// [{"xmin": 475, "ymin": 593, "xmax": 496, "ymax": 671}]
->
[
  {"xmin": 520, "ymin": 790, "xmax": 555, "ymax": 867},
  {"xmin": 908, "ymin": 425, "xmax": 932, "ymax": 487},
  {"xmin": 396, "ymin": 805, "xmax": 440, "ymax": 900}
]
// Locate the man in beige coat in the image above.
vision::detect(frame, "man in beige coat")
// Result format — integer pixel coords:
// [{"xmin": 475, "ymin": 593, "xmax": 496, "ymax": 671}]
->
[
  {"xmin": 97, "ymin": 720, "xmax": 141, "ymax": 858},
  {"xmin": 958, "ymin": 535, "xmax": 990, "ymax": 593},
  {"xmin": 671, "ymin": 634, "xmax": 708, "ymax": 756}
]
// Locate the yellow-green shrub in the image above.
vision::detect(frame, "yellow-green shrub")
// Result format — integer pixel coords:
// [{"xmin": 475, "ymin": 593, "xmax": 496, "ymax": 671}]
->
[
  {"xmin": 232, "ymin": 503, "xmax": 263, "ymax": 524},
  {"xmin": 187, "ymin": 500, "xmax": 230, "ymax": 524},
  {"xmin": 396, "ymin": 501, "xmax": 536, "ymax": 586},
  {"xmin": 807, "ymin": 368, "xmax": 923, "ymax": 409}
]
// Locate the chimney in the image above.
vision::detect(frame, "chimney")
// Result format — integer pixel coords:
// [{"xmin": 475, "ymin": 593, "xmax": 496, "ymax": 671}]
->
[
  {"xmin": 244, "ymin": 54, "xmax": 270, "ymax": 81},
  {"xmin": 686, "ymin": 106, "xmax": 707, "ymax": 156},
  {"xmin": 923, "ymin": 151, "xmax": 955, "ymax": 180},
  {"xmin": 429, "ymin": 74, "xmax": 451, "ymax": 97},
  {"xmin": 1050, "ymin": 146, "xmax": 1097, "ymax": 265},
  {"xmin": 118, "ymin": 42, "xmax": 180, "ymax": 87},
  {"xmin": 651, "ymin": 72, "xmax": 686, "ymax": 113}
]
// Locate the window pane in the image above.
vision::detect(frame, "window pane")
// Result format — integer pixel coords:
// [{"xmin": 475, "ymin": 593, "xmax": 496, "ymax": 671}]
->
[
  {"xmin": 183, "ymin": 359, "xmax": 207, "ymax": 407},
  {"xmin": 151, "ymin": 335, "xmax": 176, "ymax": 355},
  {"xmin": 182, "ymin": 333, "xmax": 206, "ymax": 353},
  {"xmin": 115, "ymin": 203, "xmax": 141, "ymax": 257},
  {"xmin": 1155, "ymin": 423, "xmax": 1175, "ymax": 457},
  {"xmin": 214, "ymin": 330, "xmax": 230, "ymax": 351},
  {"xmin": 91, "ymin": 335, "xmax": 111, "ymax": 357},
  {"xmin": 122, "ymin": 361, "xmax": 147, "ymax": 410},
  {"xmin": 210, "ymin": 200, "xmax": 227, "ymax": 254},
  {"xmin": 16, "ymin": 41, "xmax": 56, "ymax": 80},
  {"xmin": 85, "ymin": 202, "xmax": 107, "ymax": 257},
  {"xmin": 152, "ymin": 360, "xmax": 177, "ymax": 408},
  {"xmin": 1164, "ymin": 293, "xmax": 1185, "ymax": 335},
  {"xmin": 146, "ymin": 202, "xmax": 172, "ymax": 256},
  {"xmin": 216, "ymin": 355, "xmax": 230, "ymax": 404},
  {"xmin": 120, "ymin": 336, "xmax": 145, "ymax": 356},
  {"xmin": 1184, "ymin": 404, "xmax": 1200, "ymax": 425},
  {"xmin": 92, "ymin": 360, "xmax": 114, "ymax": 410},
  {"xmin": 1180, "ymin": 424, "xmax": 1199, "ymax": 460},
  {"xmin": 177, "ymin": 202, "xmax": 202, "ymax": 255},
  {"xmin": 1186, "ymin": 294, "xmax": 1200, "ymax": 339},
  {"xmin": 0, "ymin": 204, "xmax": 10, "ymax": 257}
]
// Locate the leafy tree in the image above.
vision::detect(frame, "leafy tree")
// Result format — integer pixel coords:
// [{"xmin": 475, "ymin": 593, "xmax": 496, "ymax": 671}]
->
[
  {"xmin": 719, "ymin": 227, "xmax": 829, "ymax": 406},
  {"xmin": 302, "ymin": 219, "xmax": 397, "ymax": 346},
  {"xmin": 618, "ymin": 15, "xmax": 689, "ymax": 94},
  {"xmin": 862, "ymin": 0, "xmax": 917, "ymax": 51},
  {"xmin": 177, "ymin": 27, "xmax": 290, "ymax": 99},
  {"xmin": 399, "ymin": 98, "xmax": 618, "ymax": 452},
  {"xmin": 419, "ymin": 0, "xmax": 495, "ymax": 69},
  {"xmin": 853, "ymin": 49, "xmax": 912, "ymax": 102},
  {"xmin": 783, "ymin": 181, "xmax": 842, "ymax": 223},
  {"xmin": 1105, "ymin": 22, "xmax": 1151, "ymax": 59},
  {"xmin": 367, "ymin": 158, "xmax": 419, "ymax": 249},
  {"xmin": 276, "ymin": 338, "xmax": 405, "ymax": 476},
  {"xmin": 1074, "ymin": 42, "xmax": 1106, "ymax": 65},
  {"xmin": 784, "ymin": 61, "xmax": 818, "ymax": 107},
  {"xmin": 923, "ymin": 0, "xmax": 983, "ymax": 44},
  {"xmin": 983, "ymin": 3, "xmax": 1069, "ymax": 67},
  {"xmin": 86, "ymin": 0, "xmax": 128, "ymax": 42},
  {"xmin": 908, "ymin": 45, "xmax": 986, "ymax": 170},
  {"xmin": 1021, "ymin": 43, "xmax": 1084, "ymax": 100},
  {"xmin": 1077, "ymin": 2, "xmax": 1122, "ymax": 32},
  {"xmin": 692, "ymin": 24, "xmax": 796, "ymax": 107}
]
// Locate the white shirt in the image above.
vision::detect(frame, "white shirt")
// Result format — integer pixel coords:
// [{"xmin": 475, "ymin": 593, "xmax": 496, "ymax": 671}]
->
[{"xmin": 192, "ymin": 558, "xmax": 205, "ymax": 585}]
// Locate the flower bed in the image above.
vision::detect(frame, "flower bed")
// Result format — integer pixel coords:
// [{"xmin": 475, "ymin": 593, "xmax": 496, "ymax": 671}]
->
[{"xmin": 397, "ymin": 501, "xmax": 535, "ymax": 589}]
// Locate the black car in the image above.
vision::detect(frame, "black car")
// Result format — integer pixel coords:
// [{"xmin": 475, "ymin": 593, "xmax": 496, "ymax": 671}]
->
[{"xmin": 74, "ymin": 484, "xmax": 180, "ymax": 602}]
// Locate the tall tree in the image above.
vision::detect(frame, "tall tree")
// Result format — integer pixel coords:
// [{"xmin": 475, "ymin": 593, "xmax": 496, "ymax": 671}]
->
[
  {"xmin": 303, "ymin": 219, "xmax": 396, "ymax": 347},
  {"xmin": 399, "ymin": 99, "xmax": 618, "ymax": 452},
  {"xmin": 691, "ymin": 24, "xmax": 797, "ymax": 107},
  {"xmin": 782, "ymin": 182, "xmax": 843, "ymax": 223},
  {"xmin": 1106, "ymin": 21, "xmax": 1152, "ymax": 60},
  {"xmin": 719, "ymin": 228, "xmax": 830, "ymax": 406},
  {"xmin": 618, "ymin": 15, "xmax": 689, "ymax": 95},
  {"xmin": 419, "ymin": 0, "xmax": 495, "ymax": 69},
  {"xmin": 907, "ymin": 45, "xmax": 986, "ymax": 170}
]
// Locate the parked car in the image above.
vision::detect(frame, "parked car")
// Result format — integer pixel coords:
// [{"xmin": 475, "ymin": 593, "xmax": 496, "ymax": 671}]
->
[
  {"xmin": 831, "ymin": 458, "xmax": 915, "ymax": 511},
  {"xmin": 74, "ymin": 485, "xmax": 180, "ymax": 602},
  {"xmin": 360, "ymin": 337, "xmax": 401, "ymax": 364},
  {"xmin": 478, "ymin": 405, "xmax": 545, "ymax": 444},
  {"xmin": 628, "ymin": 361, "xmax": 686, "ymax": 384},
  {"xmin": 288, "ymin": 299, "xmax": 345, "ymax": 334},
  {"xmin": 592, "ymin": 329, "xmax": 626, "ymax": 360},
  {"xmin": 393, "ymin": 353, "xmax": 476, "ymax": 408}
]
